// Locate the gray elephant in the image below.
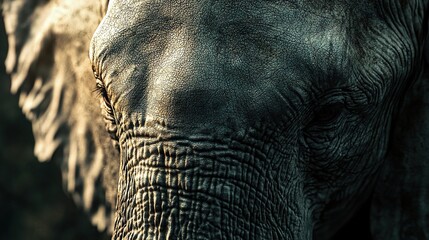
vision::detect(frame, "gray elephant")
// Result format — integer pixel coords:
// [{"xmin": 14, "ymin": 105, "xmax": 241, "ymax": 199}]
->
[{"xmin": 2, "ymin": 0, "xmax": 429, "ymax": 239}]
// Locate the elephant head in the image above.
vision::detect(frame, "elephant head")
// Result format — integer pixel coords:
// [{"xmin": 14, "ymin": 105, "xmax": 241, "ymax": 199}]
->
[{"xmin": 2, "ymin": 0, "xmax": 429, "ymax": 239}]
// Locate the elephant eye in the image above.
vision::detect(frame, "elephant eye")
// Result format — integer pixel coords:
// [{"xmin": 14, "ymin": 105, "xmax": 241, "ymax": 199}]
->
[
  {"xmin": 94, "ymin": 78, "xmax": 117, "ymax": 123},
  {"xmin": 93, "ymin": 78, "xmax": 119, "ymax": 141},
  {"xmin": 94, "ymin": 79, "xmax": 112, "ymax": 109},
  {"xmin": 92, "ymin": 65, "xmax": 111, "ymax": 108},
  {"xmin": 312, "ymin": 102, "xmax": 345, "ymax": 124}
]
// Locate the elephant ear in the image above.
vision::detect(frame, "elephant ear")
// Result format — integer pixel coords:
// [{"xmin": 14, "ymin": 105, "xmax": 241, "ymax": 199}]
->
[
  {"xmin": 2, "ymin": 0, "xmax": 118, "ymax": 232},
  {"xmin": 370, "ymin": 17, "xmax": 429, "ymax": 240}
]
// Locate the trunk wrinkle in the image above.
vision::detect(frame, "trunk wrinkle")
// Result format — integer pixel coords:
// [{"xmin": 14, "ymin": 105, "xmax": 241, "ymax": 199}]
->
[{"xmin": 112, "ymin": 127, "xmax": 311, "ymax": 240}]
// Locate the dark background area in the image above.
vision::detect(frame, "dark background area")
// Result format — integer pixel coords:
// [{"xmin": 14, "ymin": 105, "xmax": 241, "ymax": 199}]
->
[{"xmin": 0, "ymin": 11, "xmax": 108, "ymax": 240}]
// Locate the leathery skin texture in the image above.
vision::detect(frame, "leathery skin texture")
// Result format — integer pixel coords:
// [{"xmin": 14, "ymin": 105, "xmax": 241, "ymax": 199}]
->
[
  {"xmin": 108, "ymin": 111, "xmax": 387, "ymax": 240},
  {"xmin": 87, "ymin": 0, "xmax": 429, "ymax": 238},
  {"xmin": 113, "ymin": 121, "xmax": 311, "ymax": 239}
]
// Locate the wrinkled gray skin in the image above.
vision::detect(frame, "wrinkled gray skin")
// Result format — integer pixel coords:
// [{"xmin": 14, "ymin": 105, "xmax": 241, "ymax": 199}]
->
[
  {"xmin": 89, "ymin": 1, "xmax": 429, "ymax": 239},
  {"xmin": 4, "ymin": 0, "xmax": 429, "ymax": 239}
]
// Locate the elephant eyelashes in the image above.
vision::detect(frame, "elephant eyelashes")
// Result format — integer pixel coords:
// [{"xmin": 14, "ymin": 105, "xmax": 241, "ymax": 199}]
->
[
  {"xmin": 94, "ymin": 79, "xmax": 115, "ymax": 120},
  {"xmin": 94, "ymin": 80, "xmax": 112, "ymax": 107},
  {"xmin": 93, "ymin": 79, "xmax": 119, "ymax": 142}
]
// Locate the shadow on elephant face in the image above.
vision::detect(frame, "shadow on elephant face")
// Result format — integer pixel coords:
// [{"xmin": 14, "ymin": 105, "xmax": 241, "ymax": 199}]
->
[{"xmin": 2, "ymin": 0, "xmax": 429, "ymax": 239}]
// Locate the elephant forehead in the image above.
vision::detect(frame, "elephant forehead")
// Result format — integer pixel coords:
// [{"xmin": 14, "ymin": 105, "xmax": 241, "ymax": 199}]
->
[
  {"xmin": 90, "ymin": 0, "xmax": 355, "ymax": 89},
  {"xmin": 92, "ymin": 0, "xmax": 355, "ymax": 65},
  {"xmin": 89, "ymin": 0, "xmax": 394, "ymax": 127}
]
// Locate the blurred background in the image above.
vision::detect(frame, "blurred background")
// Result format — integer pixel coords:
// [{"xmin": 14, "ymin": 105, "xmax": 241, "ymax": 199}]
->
[{"xmin": 0, "ymin": 12, "xmax": 108, "ymax": 240}]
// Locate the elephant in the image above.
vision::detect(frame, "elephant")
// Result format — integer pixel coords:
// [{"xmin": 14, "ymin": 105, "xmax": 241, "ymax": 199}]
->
[{"xmin": 2, "ymin": 0, "xmax": 429, "ymax": 239}]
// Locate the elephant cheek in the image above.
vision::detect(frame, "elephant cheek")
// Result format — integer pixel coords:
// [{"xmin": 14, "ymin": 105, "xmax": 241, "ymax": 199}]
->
[{"xmin": 111, "ymin": 137, "xmax": 313, "ymax": 240}]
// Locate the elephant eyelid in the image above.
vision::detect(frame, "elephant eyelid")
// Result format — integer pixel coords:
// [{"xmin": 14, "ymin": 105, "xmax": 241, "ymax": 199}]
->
[
  {"xmin": 312, "ymin": 102, "xmax": 345, "ymax": 123},
  {"xmin": 93, "ymin": 81, "xmax": 107, "ymax": 98},
  {"xmin": 91, "ymin": 64, "xmax": 111, "ymax": 105},
  {"xmin": 93, "ymin": 79, "xmax": 113, "ymax": 111}
]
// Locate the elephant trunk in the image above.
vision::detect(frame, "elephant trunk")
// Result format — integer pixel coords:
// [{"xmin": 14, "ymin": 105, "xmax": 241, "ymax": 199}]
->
[{"xmin": 111, "ymin": 130, "xmax": 312, "ymax": 240}]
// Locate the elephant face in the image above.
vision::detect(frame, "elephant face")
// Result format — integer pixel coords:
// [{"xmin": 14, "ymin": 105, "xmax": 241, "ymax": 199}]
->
[
  {"xmin": 88, "ymin": 0, "xmax": 426, "ymax": 239},
  {"xmin": 3, "ymin": 0, "xmax": 429, "ymax": 239}
]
